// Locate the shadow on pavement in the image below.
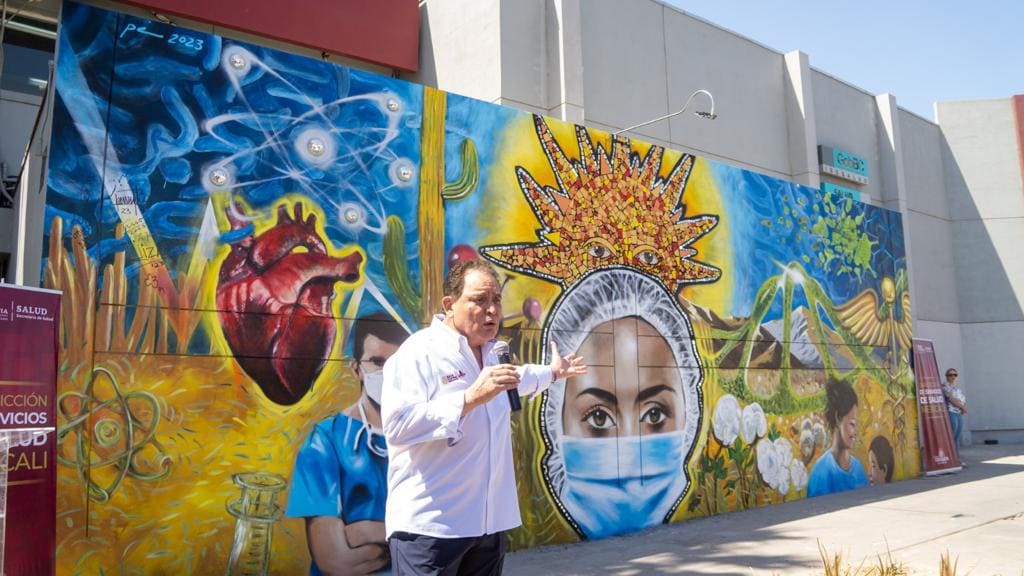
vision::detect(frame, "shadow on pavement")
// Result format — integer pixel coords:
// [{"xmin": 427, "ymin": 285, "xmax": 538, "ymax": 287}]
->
[{"xmin": 505, "ymin": 443, "xmax": 1024, "ymax": 576}]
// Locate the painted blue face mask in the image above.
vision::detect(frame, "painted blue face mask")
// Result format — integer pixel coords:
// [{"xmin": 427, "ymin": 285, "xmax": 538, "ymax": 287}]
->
[{"xmin": 560, "ymin": 432, "xmax": 688, "ymax": 540}]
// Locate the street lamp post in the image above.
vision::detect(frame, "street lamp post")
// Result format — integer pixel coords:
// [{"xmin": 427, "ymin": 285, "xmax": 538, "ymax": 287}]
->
[{"xmin": 613, "ymin": 89, "xmax": 717, "ymax": 136}]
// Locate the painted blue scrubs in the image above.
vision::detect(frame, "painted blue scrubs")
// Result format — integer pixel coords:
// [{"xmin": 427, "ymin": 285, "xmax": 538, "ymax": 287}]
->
[{"xmin": 287, "ymin": 413, "xmax": 389, "ymax": 575}]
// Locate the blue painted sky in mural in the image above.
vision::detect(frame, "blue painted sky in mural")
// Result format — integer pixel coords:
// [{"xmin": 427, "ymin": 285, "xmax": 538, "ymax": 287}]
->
[
  {"xmin": 710, "ymin": 162, "xmax": 904, "ymax": 320},
  {"xmin": 667, "ymin": 0, "xmax": 1024, "ymax": 119}
]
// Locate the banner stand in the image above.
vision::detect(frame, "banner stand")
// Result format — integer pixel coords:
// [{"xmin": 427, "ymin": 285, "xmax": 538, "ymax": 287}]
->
[
  {"xmin": 1, "ymin": 429, "xmax": 52, "ymax": 570},
  {"xmin": 912, "ymin": 338, "xmax": 962, "ymax": 475},
  {"xmin": 0, "ymin": 433, "xmax": 7, "ymax": 572},
  {"xmin": 0, "ymin": 284, "xmax": 61, "ymax": 576}
]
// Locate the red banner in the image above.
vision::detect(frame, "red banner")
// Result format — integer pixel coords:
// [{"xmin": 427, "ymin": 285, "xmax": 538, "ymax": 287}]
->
[
  {"xmin": 0, "ymin": 284, "xmax": 60, "ymax": 576},
  {"xmin": 912, "ymin": 339, "xmax": 961, "ymax": 475}
]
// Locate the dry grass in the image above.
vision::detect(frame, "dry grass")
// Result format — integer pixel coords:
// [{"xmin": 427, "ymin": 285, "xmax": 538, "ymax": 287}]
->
[
  {"xmin": 819, "ymin": 541, "xmax": 868, "ymax": 576},
  {"xmin": 815, "ymin": 542, "xmax": 977, "ymax": 576},
  {"xmin": 818, "ymin": 541, "xmax": 910, "ymax": 576},
  {"xmin": 939, "ymin": 550, "xmax": 962, "ymax": 576}
]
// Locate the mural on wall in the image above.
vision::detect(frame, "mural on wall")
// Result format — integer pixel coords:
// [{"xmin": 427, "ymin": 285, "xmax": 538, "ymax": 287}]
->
[{"xmin": 43, "ymin": 2, "xmax": 918, "ymax": 573}]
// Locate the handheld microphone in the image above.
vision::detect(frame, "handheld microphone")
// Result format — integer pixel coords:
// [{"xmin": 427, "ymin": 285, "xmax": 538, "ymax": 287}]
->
[{"xmin": 493, "ymin": 340, "xmax": 521, "ymax": 412}]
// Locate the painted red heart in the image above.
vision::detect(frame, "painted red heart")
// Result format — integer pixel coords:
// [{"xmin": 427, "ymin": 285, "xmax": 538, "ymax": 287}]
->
[{"xmin": 217, "ymin": 202, "xmax": 362, "ymax": 405}]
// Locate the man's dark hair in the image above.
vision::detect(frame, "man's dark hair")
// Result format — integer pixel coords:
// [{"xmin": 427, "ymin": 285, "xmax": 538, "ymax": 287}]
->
[
  {"xmin": 869, "ymin": 435, "xmax": 895, "ymax": 483},
  {"xmin": 443, "ymin": 259, "xmax": 499, "ymax": 299},
  {"xmin": 353, "ymin": 312, "xmax": 407, "ymax": 360},
  {"xmin": 823, "ymin": 377, "xmax": 858, "ymax": 431}
]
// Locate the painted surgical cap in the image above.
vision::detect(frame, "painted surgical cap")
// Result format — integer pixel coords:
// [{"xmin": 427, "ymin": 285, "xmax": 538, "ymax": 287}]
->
[{"xmin": 540, "ymin": 268, "xmax": 704, "ymax": 536}]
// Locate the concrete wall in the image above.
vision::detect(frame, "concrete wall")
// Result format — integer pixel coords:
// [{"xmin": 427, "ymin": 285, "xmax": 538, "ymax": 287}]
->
[
  {"xmin": 899, "ymin": 112, "xmax": 959, "ymax": 325},
  {"xmin": 936, "ymin": 98, "xmax": 1024, "ymax": 443},
  {"xmin": 661, "ymin": 8, "xmax": 789, "ymax": 178},
  {"xmin": 576, "ymin": 1, "xmax": 793, "ymax": 178},
  {"xmin": 898, "ymin": 110, "xmax": 968, "ymax": 440},
  {"xmin": 577, "ymin": 0, "xmax": 670, "ymax": 145},
  {"xmin": 412, "ymin": 0, "xmax": 911, "ymax": 195},
  {"xmin": 938, "ymin": 99, "xmax": 1024, "ymax": 322},
  {"xmin": 496, "ymin": 0, "xmax": 550, "ymax": 115},
  {"xmin": 413, "ymin": 0, "xmax": 502, "ymax": 101},
  {"xmin": 810, "ymin": 71, "xmax": 883, "ymax": 203},
  {"xmin": 44, "ymin": 6, "xmax": 920, "ymax": 567}
]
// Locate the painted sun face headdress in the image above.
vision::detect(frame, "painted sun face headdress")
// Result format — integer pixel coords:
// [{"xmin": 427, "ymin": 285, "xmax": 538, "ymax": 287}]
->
[{"xmin": 482, "ymin": 115, "xmax": 720, "ymax": 294}]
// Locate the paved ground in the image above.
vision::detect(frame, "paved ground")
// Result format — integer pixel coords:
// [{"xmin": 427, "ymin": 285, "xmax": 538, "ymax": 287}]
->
[{"xmin": 505, "ymin": 443, "xmax": 1024, "ymax": 575}]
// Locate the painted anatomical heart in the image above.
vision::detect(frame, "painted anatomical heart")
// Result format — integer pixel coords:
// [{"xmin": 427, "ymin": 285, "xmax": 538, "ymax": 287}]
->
[{"xmin": 217, "ymin": 202, "xmax": 362, "ymax": 405}]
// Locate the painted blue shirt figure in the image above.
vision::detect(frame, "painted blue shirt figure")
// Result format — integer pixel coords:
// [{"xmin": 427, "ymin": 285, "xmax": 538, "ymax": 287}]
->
[
  {"xmin": 287, "ymin": 408, "xmax": 389, "ymax": 523},
  {"xmin": 286, "ymin": 313, "xmax": 408, "ymax": 576},
  {"xmin": 806, "ymin": 450, "xmax": 867, "ymax": 497},
  {"xmin": 808, "ymin": 378, "xmax": 867, "ymax": 498}
]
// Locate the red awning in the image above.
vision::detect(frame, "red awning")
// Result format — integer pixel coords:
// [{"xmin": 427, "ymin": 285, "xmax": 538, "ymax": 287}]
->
[{"xmin": 117, "ymin": 0, "xmax": 420, "ymax": 72}]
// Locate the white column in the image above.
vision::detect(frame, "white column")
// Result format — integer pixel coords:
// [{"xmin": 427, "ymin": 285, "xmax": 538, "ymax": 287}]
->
[
  {"xmin": 783, "ymin": 50, "xmax": 819, "ymax": 188},
  {"xmin": 547, "ymin": 0, "xmax": 584, "ymax": 124}
]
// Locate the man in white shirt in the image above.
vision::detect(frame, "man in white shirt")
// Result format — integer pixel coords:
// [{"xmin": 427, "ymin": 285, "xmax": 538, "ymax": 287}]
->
[{"xmin": 381, "ymin": 259, "xmax": 587, "ymax": 575}]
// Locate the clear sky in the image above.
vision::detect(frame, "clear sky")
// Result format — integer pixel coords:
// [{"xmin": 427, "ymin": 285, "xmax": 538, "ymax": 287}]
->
[{"xmin": 663, "ymin": 0, "xmax": 1024, "ymax": 120}]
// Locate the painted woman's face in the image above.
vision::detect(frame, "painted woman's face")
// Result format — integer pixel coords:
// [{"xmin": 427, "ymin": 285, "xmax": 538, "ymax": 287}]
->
[
  {"xmin": 838, "ymin": 405, "xmax": 859, "ymax": 451},
  {"xmin": 868, "ymin": 450, "xmax": 887, "ymax": 486},
  {"xmin": 562, "ymin": 317, "xmax": 685, "ymax": 438}
]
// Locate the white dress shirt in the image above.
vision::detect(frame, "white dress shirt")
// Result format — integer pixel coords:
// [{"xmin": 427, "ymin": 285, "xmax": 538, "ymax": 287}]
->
[{"xmin": 381, "ymin": 315, "xmax": 554, "ymax": 538}]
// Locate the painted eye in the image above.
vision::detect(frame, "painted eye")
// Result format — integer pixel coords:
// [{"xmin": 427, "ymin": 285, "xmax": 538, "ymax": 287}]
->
[
  {"xmin": 641, "ymin": 406, "xmax": 667, "ymax": 425},
  {"xmin": 637, "ymin": 250, "xmax": 661, "ymax": 266},
  {"xmin": 583, "ymin": 407, "xmax": 617, "ymax": 430},
  {"xmin": 587, "ymin": 244, "xmax": 612, "ymax": 259}
]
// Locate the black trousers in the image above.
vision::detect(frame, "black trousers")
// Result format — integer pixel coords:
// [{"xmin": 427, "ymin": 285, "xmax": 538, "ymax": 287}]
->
[{"xmin": 389, "ymin": 531, "xmax": 506, "ymax": 576}]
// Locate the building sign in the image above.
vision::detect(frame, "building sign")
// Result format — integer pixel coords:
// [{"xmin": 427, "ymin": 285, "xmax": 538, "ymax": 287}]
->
[
  {"xmin": 821, "ymin": 181, "xmax": 862, "ymax": 204},
  {"xmin": 819, "ymin": 145, "xmax": 869, "ymax": 185}
]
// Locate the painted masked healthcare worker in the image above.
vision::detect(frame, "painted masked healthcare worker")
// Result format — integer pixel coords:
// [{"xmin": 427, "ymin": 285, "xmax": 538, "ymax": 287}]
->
[
  {"xmin": 542, "ymin": 269, "xmax": 703, "ymax": 540},
  {"xmin": 287, "ymin": 312, "xmax": 409, "ymax": 575},
  {"xmin": 381, "ymin": 260, "xmax": 588, "ymax": 576}
]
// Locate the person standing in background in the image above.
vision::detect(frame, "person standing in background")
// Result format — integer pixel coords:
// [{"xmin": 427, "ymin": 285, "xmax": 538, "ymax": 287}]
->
[{"xmin": 942, "ymin": 368, "xmax": 968, "ymax": 464}]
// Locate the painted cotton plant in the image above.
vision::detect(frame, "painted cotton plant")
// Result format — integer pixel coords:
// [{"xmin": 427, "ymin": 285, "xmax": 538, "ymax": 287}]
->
[
  {"xmin": 689, "ymin": 394, "xmax": 738, "ymax": 516},
  {"xmin": 690, "ymin": 394, "xmax": 815, "ymax": 516},
  {"xmin": 756, "ymin": 432, "xmax": 814, "ymax": 499},
  {"xmin": 798, "ymin": 417, "xmax": 829, "ymax": 465},
  {"xmin": 691, "ymin": 395, "xmax": 776, "ymax": 514},
  {"xmin": 757, "ymin": 437, "xmax": 797, "ymax": 495},
  {"xmin": 712, "ymin": 394, "xmax": 741, "ymax": 447}
]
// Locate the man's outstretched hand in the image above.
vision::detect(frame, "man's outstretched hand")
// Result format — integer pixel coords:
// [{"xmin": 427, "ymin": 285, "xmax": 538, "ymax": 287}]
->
[{"xmin": 549, "ymin": 341, "xmax": 587, "ymax": 382}]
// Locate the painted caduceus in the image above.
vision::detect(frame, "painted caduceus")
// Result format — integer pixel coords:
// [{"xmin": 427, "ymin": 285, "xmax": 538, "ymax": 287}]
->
[{"xmin": 834, "ymin": 273, "xmax": 913, "ymax": 376}]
